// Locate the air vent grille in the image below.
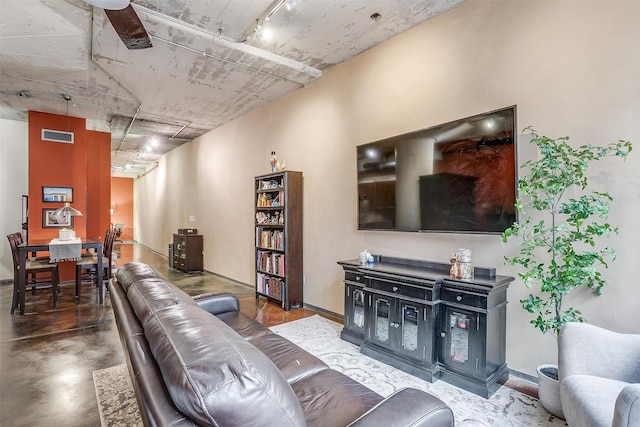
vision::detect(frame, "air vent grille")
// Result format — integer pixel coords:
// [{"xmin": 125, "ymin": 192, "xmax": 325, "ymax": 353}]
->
[{"xmin": 42, "ymin": 129, "xmax": 74, "ymax": 144}]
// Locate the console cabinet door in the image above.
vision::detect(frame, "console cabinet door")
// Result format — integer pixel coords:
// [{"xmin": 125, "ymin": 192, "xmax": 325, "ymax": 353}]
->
[
  {"xmin": 366, "ymin": 294, "xmax": 430, "ymax": 361},
  {"xmin": 368, "ymin": 294, "xmax": 393, "ymax": 349},
  {"xmin": 345, "ymin": 284, "xmax": 366, "ymax": 336},
  {"xmin": 439, "ymin": 305, "xmax": 482, "ymax": 377},
  {"xmin": 395, "ymin": 299, "xmax": 429, "ymax": 361}
]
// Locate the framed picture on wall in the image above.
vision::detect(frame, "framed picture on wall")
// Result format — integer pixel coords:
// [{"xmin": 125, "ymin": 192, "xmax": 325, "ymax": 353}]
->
[
  {"xmin": 42, "ymin": 186, "xmax": 73, "ymax": 203},
  {"xmin": 42, "ymin": 208, "xmax": 73, "ymax": 228}
]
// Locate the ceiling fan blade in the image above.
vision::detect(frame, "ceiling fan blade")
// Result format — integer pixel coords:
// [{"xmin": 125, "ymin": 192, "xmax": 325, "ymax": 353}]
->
[
  {"xmin": 84, "ymin": 0, "xmax": 130, "ymax": 10},
  {"xmin": 105, "ymin": 4, "xmax": 153, "ymax": 50}
]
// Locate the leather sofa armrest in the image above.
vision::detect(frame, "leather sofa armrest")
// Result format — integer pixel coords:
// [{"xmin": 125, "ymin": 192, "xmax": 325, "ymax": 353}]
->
[
  {"xmin": 613, "ymin": 383, "xmax": 640, "ymax": 427},
  {"xmin": 347, "ymin": 388, "xmax": 454, "ymax": 427},
  {"xmin": 192, "ymin": 292, "xmax": 240, "ymax": 315}
]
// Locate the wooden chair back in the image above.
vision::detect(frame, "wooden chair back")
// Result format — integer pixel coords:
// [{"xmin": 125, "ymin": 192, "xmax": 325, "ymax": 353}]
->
[{"xmin": 6, "ymin": 233, "xmax": 21, "ymax": 271}]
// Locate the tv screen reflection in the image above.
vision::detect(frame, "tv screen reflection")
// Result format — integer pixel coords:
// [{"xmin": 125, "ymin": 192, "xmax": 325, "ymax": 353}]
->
[{"xmin": 357, "ymin": 106, "xmax": 517, "ymax": 234}]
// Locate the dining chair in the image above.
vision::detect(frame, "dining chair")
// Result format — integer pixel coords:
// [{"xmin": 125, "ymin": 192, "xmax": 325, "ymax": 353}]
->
[
  {"xmin": 7, "ymin": 233, "xmax": 60, "ymax": 314},
  {"xmin": 75, "ymin": 229, "xmax": 115, "ymax": 301},
  {"xmin": 113, "ymin": 223, "xmax": 124, "ymax": 242},
  {"xmin": 15, "ymin": 231, "xmax": 52, "ymax": 295}
]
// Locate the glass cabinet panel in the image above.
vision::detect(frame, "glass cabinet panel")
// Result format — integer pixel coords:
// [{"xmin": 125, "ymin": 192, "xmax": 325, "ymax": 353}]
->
[
  {"xmin": 374, "ymin": 297, "xmax": 390, "ymax": 343},
  {"xmin": 449, "ymin": 311, "xmax": 470, "ymax": 363},
  {"xmin": 401, "ymin": 303, "xmax": 419, "ymax": 352},
  {"xmin": 352, "ymin": 288, "xmax": 365, "ymax": 329}
]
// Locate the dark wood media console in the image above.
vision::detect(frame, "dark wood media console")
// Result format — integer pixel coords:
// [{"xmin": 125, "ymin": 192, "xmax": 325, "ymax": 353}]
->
[{"xmin": 338, "ymin": 255, "xmax": 514, "ymax": 398}]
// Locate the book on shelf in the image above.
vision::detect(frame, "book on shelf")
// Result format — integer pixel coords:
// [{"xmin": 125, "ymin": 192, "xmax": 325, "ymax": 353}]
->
[
  {"xmin": 256, "ymin": 229, "xmax": 284, "ymax": 250},
  {"xmin": 256, "ymin": 273, "xmax": 283, "ymax": 299},
  {"xmin": 256, "ymin": 250, "xmax": 285, "ymax": 276}
]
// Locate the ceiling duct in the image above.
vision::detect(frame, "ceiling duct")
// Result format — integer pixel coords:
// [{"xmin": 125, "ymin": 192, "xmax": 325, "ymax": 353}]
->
[{"xmin": 131, "ymin": 4, "xmax": 321, "ymax": 82}]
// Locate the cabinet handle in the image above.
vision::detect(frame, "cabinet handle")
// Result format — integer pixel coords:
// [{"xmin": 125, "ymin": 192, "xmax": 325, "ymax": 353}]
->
[
  {"xmin": 392, "ymin": 286, "xmax": 398, "ymax": 292},
  {"xmin": 456, "ymin": 295, "xmax": 462, "ymax": 302},
  {"xmin": 440, "ymin": 332, "xmax": 446, "ymax": 338}
]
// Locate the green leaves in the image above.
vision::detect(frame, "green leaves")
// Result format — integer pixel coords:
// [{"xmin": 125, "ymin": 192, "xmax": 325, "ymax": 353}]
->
[{"xmin": 503, "ymin": 127, "xmax": 632, "ymax": 336}]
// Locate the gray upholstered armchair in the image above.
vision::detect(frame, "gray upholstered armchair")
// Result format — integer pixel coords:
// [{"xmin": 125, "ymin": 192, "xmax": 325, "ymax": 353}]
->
[{"xmin": 559, "ymin": 322, "xmax": 640, "ymax": 427}]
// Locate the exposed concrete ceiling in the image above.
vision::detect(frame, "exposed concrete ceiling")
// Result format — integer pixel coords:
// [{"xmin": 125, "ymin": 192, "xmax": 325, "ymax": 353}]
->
[{"xmin": 0, "ymin": 0, "xmax": 465, "ymax": 178}]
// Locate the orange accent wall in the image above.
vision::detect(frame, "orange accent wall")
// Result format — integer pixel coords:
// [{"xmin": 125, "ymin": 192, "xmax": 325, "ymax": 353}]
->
[
  {"xmin": 86, "ymin": 130, "xmax": 112, "ymax": 240},
  {"xmin": 111, "ymin": 177, "xmax": 134, "ymax": 240},
  {"xmin": 28, "ymin": 111, "xmax": 111, "ymax": 280},
  {"xmin": 29, "ymin": 111, "xmax": 88, "ymax": 241}
]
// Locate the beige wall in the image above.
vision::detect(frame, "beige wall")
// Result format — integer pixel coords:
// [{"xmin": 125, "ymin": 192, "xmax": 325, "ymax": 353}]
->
[
  {"xmin": 134, "ymin": 0, "xmax": 640, "ymax": 375},
  {"xmin": 0, "ymin": 119, "xmax": 29, "ymax": 280}
]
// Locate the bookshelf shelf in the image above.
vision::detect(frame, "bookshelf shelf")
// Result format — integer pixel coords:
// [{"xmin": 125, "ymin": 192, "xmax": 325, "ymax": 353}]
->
[{"xmin": 254, "ymin": 171, "xmax": 303, "ymax": 310}]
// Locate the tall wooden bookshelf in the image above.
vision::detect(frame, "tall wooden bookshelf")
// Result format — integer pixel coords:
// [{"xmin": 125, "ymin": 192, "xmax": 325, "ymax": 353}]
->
[{"xmin": 254, "ymin": 171, "xmax": 303, "ymax": 310}]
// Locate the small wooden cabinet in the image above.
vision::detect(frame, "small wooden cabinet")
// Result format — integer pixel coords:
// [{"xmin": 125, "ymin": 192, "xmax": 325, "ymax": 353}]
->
[
  {"xmin": 255, "ymin": 171, "xmax": 303, "ymax": 311},
  {"xmin": 338, "ymin": 256, "xmax": 513, "ymax": 398},
  {"xmin": 173, "ymin": 233, "xmax": 203, "ymax": 273}
]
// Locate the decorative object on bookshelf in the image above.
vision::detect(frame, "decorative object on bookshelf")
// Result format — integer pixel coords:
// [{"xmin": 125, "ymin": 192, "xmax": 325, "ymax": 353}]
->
[
  {"xmin": 270, "ymin": 151, "xmax": 277, "ymax": 172},
  {"xmin": 255, "ymin": 171, "xmax": 303, "ymax": 311}
]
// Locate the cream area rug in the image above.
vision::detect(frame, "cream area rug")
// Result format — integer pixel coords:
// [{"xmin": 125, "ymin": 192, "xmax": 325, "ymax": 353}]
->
[
  {"xmin": 270, "ymin": 315, "xmax": 566, "ymax": 427},
  {"xmin": 94, "ymin": 315, "xmax": 566, "ymax": 426}
]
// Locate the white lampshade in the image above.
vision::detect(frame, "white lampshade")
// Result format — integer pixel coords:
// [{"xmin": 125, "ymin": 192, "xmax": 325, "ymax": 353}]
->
[
  {"xmin": 83, "ymin": 0, "xmax": 130, "ymax": 10},
  {"xmin": 53, "ymin": 202, "xmax": 83, "ymax": 217}
]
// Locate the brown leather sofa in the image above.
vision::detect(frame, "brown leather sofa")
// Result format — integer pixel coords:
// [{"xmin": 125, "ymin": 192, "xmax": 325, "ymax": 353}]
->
[{"xmin": 109, "ymin": 262, "xmax": 456, "ymax": 427}]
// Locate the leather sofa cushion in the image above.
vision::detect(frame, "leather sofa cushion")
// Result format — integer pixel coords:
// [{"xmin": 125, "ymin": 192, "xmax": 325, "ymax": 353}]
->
[
  {"xmin": 116, "ymin": 262, "xmax": 164, "ymax": 291},
  {"xmin": 145, "ymin": 304, "xmax": 307, "ymax": 427},
  {"xmin": 217, "ymin": 310, "xmax": 272, "ymax": 340},
  {"xmin": 127, "ymin": 277, "xmax": 198, "ymax": 327},
  {"xmin": 291, "ymin": 368, "xmax": 383, "ymax": 427},
  {"xmin": 249, "ymin": 333, "xmax": 328, "ymax": 383}
]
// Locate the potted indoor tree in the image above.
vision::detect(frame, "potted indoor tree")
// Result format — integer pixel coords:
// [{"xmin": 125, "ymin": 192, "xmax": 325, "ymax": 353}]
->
[{"xmin": 502, "ymin": 127, "xmax": 632, "ymax": 418}]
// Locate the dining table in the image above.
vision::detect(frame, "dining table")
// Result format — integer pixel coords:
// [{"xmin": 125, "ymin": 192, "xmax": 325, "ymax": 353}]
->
[{"xmin": 16, "ymin": 238, "xmax": 104, "ymax": 315}]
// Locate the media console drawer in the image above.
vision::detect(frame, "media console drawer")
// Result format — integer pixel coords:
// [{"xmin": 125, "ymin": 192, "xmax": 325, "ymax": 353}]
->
[
  {"xmin": 368, "ymin": 278, "xmax": 430, "ymax": 301},
  {"xmin": 345, "ymin": 271, "xmax": 364, "ymax": 284},
  {"xmin": 440, "ymin": 288, "xmax": 486, "ymax": 309}
]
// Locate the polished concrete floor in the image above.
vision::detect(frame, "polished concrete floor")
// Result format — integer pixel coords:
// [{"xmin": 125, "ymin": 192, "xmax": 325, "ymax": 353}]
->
[
  {"xmin": 0, "ymin": 242, "xmax": 536, "ymax": 426},
  {"xmin": 0, "ymin": 242, "xmax": 326, "ymax": 427}
]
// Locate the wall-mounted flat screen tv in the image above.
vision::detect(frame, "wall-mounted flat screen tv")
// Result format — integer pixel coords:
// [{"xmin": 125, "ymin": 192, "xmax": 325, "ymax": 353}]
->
[{"xmin": 357, "ymin": 105, "xmax": 517, "ymax": 234}]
